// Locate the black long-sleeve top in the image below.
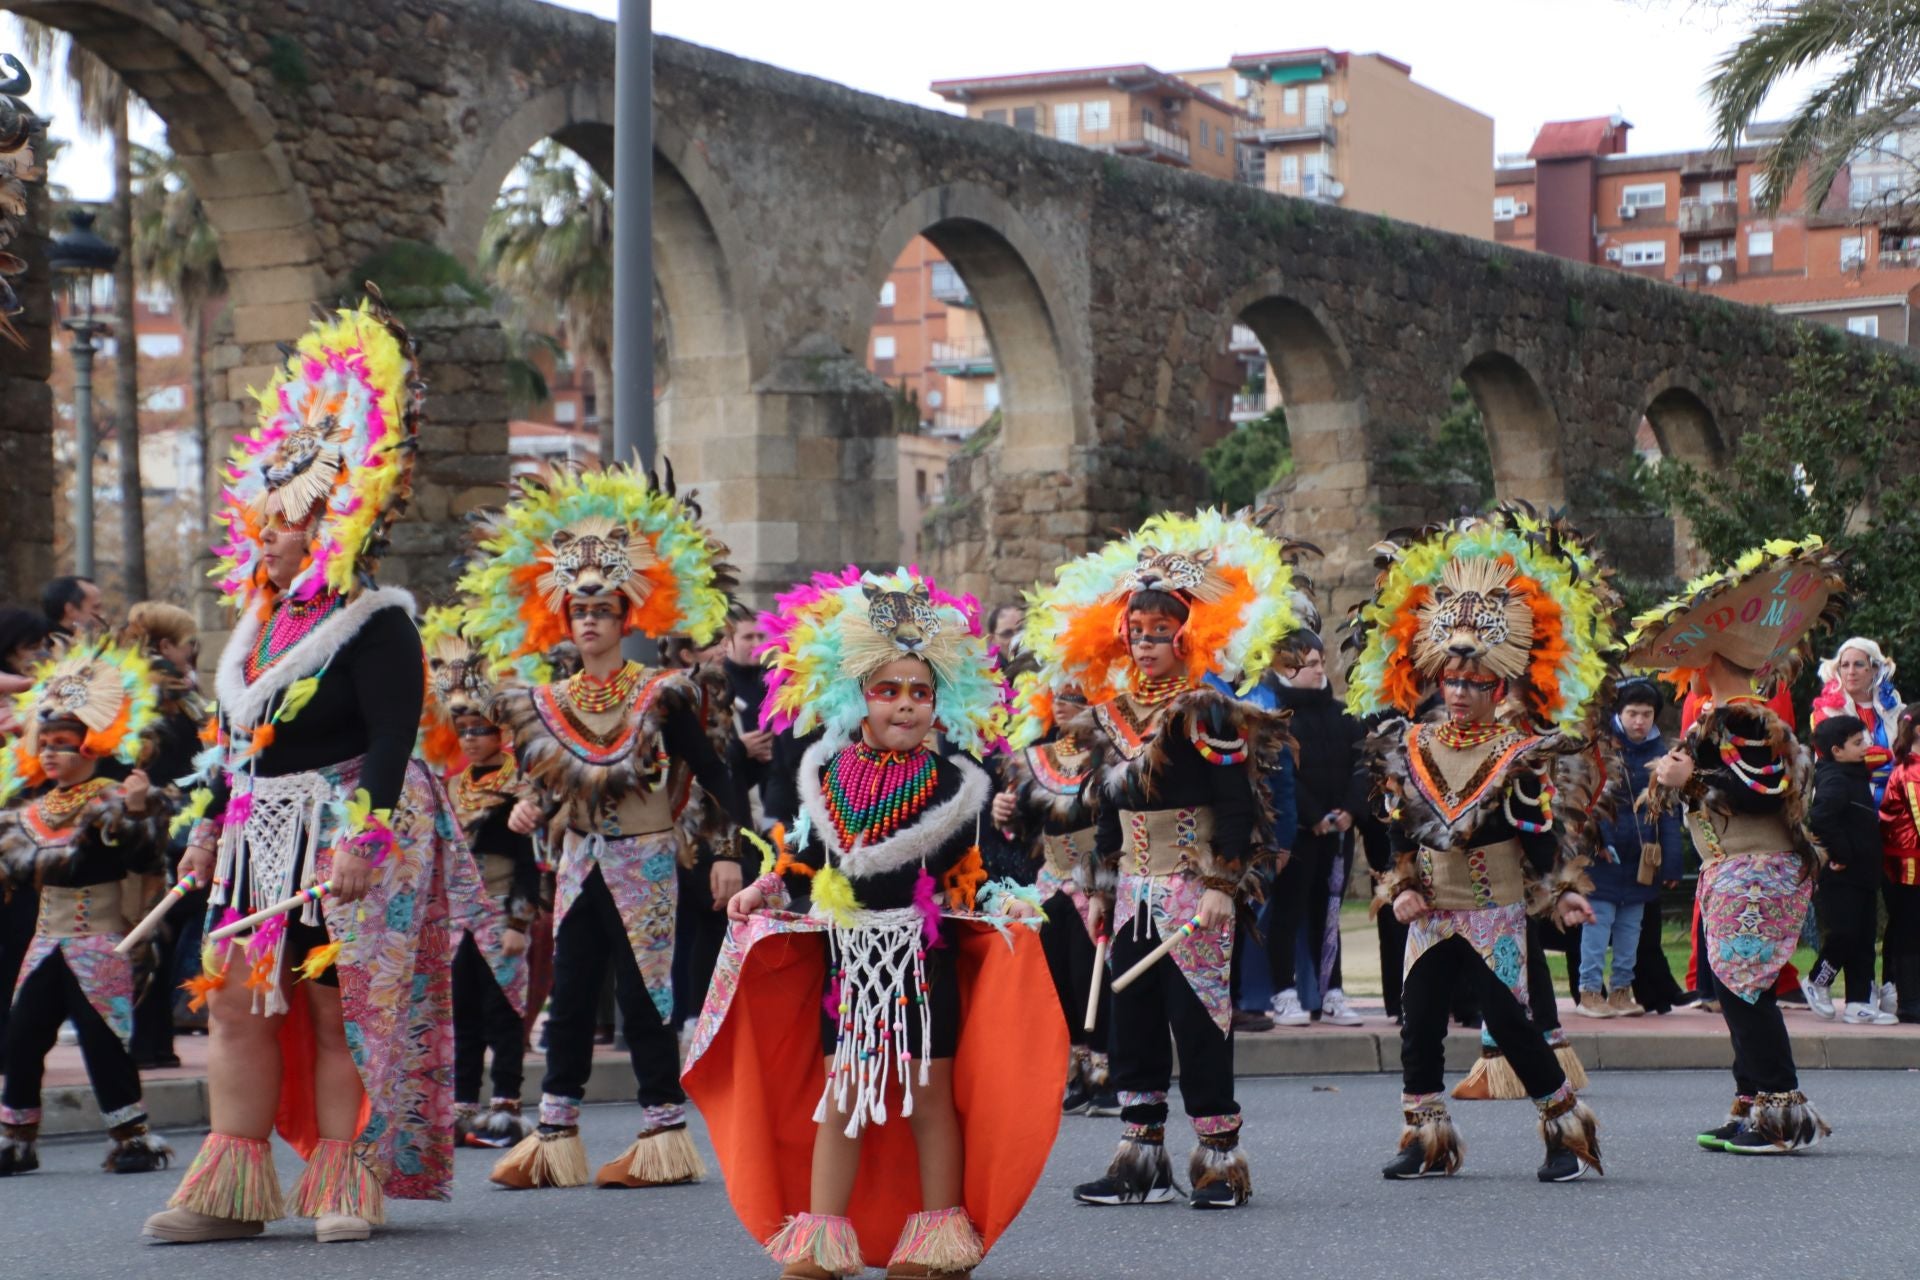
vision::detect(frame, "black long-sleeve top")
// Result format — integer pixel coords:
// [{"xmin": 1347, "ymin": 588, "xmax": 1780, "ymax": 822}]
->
[
  {"xmin": 720, "ymin": 658, "xmax": 770, "ymax": 802},
  {"xmin": 760, "ymin": 727, "xmax": 822, "ymax": 832},
  {"xmin": 1093, "ymin": 702, "xmax": 1259, "ymax": 878},
  {"xmin": 462, "ymin": 766, "xmax": 541, "ymax": 920},
  {"xmin": 1, "ymin": 783, "xmax": 169, "ymax": 890},
  {"xmin": 1268, "ymin": 679, "xmax": 1367, "ymax": 834}
]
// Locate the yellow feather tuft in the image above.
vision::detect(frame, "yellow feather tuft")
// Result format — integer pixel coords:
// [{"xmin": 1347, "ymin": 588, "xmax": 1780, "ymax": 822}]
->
[{"xmin": 809, "ymin": 866, "xmax": 863, "ymax": 927}]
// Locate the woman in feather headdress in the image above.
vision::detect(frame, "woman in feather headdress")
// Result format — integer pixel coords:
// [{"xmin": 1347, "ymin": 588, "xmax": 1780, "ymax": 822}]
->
[
  {"xmin": 684, "ymin": 566, "xmax": 1064, "ymax": 1279},
  {"xmin": 1632, "ymin": 536, "xmax": 1847, "ymax": 1154},
  {"xmin": 0, "ymin": 638, "xmax": 174, "ymax": 1178},
  {"xmin": 1345, "ymin": 505, "xmax": 1614, "ymax": 1183},
  {"xmin": 143, "ymin": 289, "xmax": 471, "ymax": 1246}
]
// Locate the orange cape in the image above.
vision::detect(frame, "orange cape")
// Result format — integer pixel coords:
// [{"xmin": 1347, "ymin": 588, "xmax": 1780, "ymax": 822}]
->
[{"xmin": 682, "ymin": 913, "xmax": 1067, "ymax": 1267}]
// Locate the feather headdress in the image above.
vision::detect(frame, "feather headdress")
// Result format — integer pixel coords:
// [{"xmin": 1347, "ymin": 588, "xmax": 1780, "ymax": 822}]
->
[
  {"xmin": 417, "ymin": 605, "xmax": 497, "ymax": 773},
  {"xmin": 212, "ymin": 285, "xmax": 420, "ymax": 607},
  {"xmin": 1624, "ymin": 534, "xmax": 1846, "ymax": 695},
  {"xmin": 757, "ymin": 566, "xmax": 1004, "ymax": 757},
  {"xmin": 1010, "ymin": 509, "xmax": 1303, "ymax": 745},
  {"xmin": 1343, "ymin": 503, "xmax": 1621, "ymax": 734},
  {"xmin": 0, "ymin": 637, "xmax": 160, "ymax": 804},
  {"xmin": 458, "ymin": 459, "xmax": 737, "ymax": 684}
]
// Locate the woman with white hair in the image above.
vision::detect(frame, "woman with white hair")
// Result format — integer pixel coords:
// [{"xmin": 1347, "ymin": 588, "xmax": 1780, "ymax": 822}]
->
[{"xmin": 1812, "ymin": 638, "xmax": 1904, "ymax": 805}]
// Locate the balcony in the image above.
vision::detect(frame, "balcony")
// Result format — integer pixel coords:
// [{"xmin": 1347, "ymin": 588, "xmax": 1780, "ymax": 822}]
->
[
  {"xmin": 1675, "ymin": 258, "xmax": 1738, "ymax": 286},
  {"xmin": 1300, "ymin": 171, "xmax": 1342, "ymax": 203},
  {"xmin": 1677, "ymin": 197, "xmax": 1738, "ymax": 236},
  {"xmin": 1679, "ymin": 151, "xmax": 1737, "ymax": 179},
  {"xmin": 1229, "ymin": 324, "xmax": 1263, "ymax": 354},
  {"xmin": 1879, "ymin": 246, "xmax": 1920, "ymax": 268},
  {"xmin": 1230, "ymin": 391, "xmax": 1269, "ymax": 423},
  {"xmin": 929, "ymin": 264, "xmax": 974, "ymax": 307},
  {"xmin": 1095, "ymin": 121, "xmax": 1190, "ymax": 165},
  {"xmin": 929, "ymin": 336, "xmax": 996, "ymax": 376},
  {"xmin": 929, "ymin": 405, "xmax": 995, "ymax": 435},
  {"xmin": 1240, "ymin": 108, "xmax": 1335, "ymax": 147}
]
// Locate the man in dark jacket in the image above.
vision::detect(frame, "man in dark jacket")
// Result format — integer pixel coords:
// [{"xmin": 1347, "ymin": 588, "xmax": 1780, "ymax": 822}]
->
[
  {"xmin": 1576, "ymin": 680, "xmax": 1685, "ymax": 1018},
  {"xmin": 1259, "ymin": 633, "xmax": 1365, "ymax": 1026},
  {"xmin": 1807, "ymin": 714, "xmax": 1897, "ymax": 1023}
]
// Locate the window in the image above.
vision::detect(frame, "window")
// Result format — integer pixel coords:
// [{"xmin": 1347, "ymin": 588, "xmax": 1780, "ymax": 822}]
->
[
  {"xmin": 984, "ymin": 381, "xmax": 1001, "ymax": 409},
  {"xmin": 873, "ymin": 335, "xmax": 896, "ymax": 361},
  {"xmin": 1305, "ymin": 83, "xmax": 1329, "ymax": 124},
  {"xmin": 1282, "ymin": 87, "xmax": 1299, "ymax": 116},
  {"xmin": 878, "ymin": 280, "xmax": 896, "ymax": 308},
  {"xmin": 137, "ymin": 284, "xmax": 173, "ymax": 314},
  {"xmin": 1747, "ymin": 229, "xmax": 1774, "ymax": 258},
  {"xmin": 1141, "ymin": 106, "xmax": 1155, "ymax": 126},
  {"xmin": 1083, "ymin": 99, "xmax": 1110, "ymax": 131},
  {"xmin": 554, "ymin": 399, "xmax": 578, "ymax": 424},
  {"xmin": 1279, "ymin": 154, "xmax": 1298, "ymax": 184},
  {"xmin": 981, "ymin": 108, "xmax": 1006, "ymax": 126},
  {"xmin": 1215, "ymin": 127, "xmax": 1226, "ymax": 155},
  {"xmin": 1054, "ymin": 102, "xmax": 1079, "ymax": 144},
  {"xmin": 1012, "ymin": 106, "xmax": 1038, "ymax": 133},
  {"xmin": 142, "ymin": 385, "xmax": 185, "ymax": 413},
  {"xmin": 1493, "ymin": 195, "xmax": 1518, "ymax": 220},
  {"xmin": 1621, "ymin": 182, "xmax": 1666, "ymax": 209},
  {"xmin": 137, "ymin": 332, "xmax": 183, "ymax": 358},
  {"xmin": 1846, "ymin": 315, "xmax": 1879, "ymax": 338},
  {"xmin": 1748, "ymin": 173, "xmax": 1767, "ymax": 204},
  {"xmin": 1200, "ymin": 82, "xmax": 1223, "ymax": 101},
  {"xmin": 1197, "ymin": 120, "xmax": 1209, "ymax": 149},
  {"xmin": 1840, "ymin": 235, "xmax": 1866, "ymax": 269},
  {"xmin": 1234, "ymin": 75, "xmax": 1251, "ymax": 99},
  {"xmin": 1620, "ymin": 241, "xmax": 1666, "ymax": 267}
]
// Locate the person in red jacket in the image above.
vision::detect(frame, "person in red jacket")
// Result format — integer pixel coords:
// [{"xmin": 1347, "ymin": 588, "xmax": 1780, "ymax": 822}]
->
[{"xmin": 1878, "ymin": 709, "xmax": 1920, "ymax": 1022}]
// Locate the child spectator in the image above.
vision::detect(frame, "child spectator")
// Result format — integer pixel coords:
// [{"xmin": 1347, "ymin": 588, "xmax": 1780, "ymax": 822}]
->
[{"xmin": 1807, "ymin": 714, "xmax": 1897, "ymax": 1024}]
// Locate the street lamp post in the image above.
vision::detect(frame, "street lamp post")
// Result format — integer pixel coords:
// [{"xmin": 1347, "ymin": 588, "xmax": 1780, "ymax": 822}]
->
[
  {"xmin": 48, "ymin": 209, "xmax": 119, "ymax": 580},
  {"xmin": 613, "ymin": 0, "xmax": 653, "ymax": 470}
]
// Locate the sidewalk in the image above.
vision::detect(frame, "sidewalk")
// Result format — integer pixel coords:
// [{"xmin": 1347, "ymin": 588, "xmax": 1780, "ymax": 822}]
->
[{"xmin": 33, "ymin": 995, "xmax": 1920, "ymax": 1137}]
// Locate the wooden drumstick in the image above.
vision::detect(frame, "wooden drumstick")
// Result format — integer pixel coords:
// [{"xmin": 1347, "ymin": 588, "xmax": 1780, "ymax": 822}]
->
[
  {"xmin": 1109, "ymin": 914, "xmax": 1205, "ymax": 993},
  {"xmin": 1084, "ymin": 930, "xmax": 1109, "ymax": 1033},
  {"xmin": 114, "ymin": 873, "xmax": 204, "ymax": 955},
  {"xmin": 209, "ymin": 881, "xmax": 332, "ymax": 943}
]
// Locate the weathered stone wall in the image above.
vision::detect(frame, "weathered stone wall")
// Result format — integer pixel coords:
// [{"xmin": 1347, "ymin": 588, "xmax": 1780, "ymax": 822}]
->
[{"xmin": 0, "ymin": 118, "xmax": 54, "ymax": 601}]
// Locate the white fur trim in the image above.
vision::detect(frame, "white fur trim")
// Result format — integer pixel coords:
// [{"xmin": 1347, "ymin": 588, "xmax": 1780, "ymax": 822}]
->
[
  {"xmin": 796, "ymin": 736, "xmax": 989, "ymax": 880},
  {"xmin": 216, "ymin": 587, "xmax": 418, "ymax": 729}
]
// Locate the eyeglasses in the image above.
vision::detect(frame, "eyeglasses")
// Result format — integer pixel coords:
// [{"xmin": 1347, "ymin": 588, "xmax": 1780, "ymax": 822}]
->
[
  {"xmin": 1440, "ymin": 677, "xmax": 1502, "ymax": 694},
  {"xmin": 865, "ymin": 679, "xmax": 935, "ymax": 704},
  {"xmin": 566, "ymin": 602, "xmax": 623, "ymax": 623}
]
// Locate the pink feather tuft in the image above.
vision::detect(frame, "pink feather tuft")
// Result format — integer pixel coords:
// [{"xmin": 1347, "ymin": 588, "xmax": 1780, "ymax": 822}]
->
[
  {"xmin": 244, "ymin": 913, "xmax": 286, "ymax": 962},
  {"xmin": 222, "ymin": 793, "xmax": 254, "ymax": 829},
  {"xmin": 912, "ymin": 866, "xmax": 943, "ymax": 948},
  {"xmin": 821, "ymin": 972, "xmax": 842, "ymax": 1017}
]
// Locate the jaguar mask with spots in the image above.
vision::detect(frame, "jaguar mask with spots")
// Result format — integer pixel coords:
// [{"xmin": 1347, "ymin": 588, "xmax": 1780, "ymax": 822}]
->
[
  {"xmin": 537, "ymin": 515, "xmax": 660, "ymax": 616},
  {"xmin": 1413, "ymin": 556, "xmax": 1535, "ymax": 680}
]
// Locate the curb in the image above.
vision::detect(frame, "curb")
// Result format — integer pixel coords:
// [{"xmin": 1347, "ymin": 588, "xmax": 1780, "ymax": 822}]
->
[{"xmin": 42, "ymin": 1033, "xmax": 1920, "ymax": 1136}]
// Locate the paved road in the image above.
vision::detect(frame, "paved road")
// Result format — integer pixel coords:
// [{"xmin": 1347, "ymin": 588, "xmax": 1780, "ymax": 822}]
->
[{"xmin": 12, "ymin": 1070, "xmax": 1919, "ymax": 1279}]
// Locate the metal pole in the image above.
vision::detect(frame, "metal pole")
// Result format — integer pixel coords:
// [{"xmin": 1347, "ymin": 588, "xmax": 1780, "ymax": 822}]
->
[
  {"xmin": 612, "ymin": 0, "xmax": 654, "ymax": 470},
  {"xmin": 70, "ymin": 330, "xmax": 96, "ymax": 578}
]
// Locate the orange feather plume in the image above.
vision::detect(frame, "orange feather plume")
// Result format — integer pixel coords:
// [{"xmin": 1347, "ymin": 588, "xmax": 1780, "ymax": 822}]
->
[{"xmin": 942, "ymin": 846, "xmax": 987, "ymax": 912}]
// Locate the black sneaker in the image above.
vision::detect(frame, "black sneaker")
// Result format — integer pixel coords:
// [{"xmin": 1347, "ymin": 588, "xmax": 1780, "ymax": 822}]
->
[
  {"xmin": 1537, "ymin": 1140, "xmax": 1589, "ymax": 1182},
  {"xmin": 1072, "ymin": 1166, "xmax": 1179, "ymax": 1206},
  {"xmin": 0, "ymin": 1143, "xmax": 38, "ymax": 1177},
  {"xmin": 1696, "ymin": 1119, "xmax": 1742, "ymax": 1150},
  {"xmin": 1381, "ymin": 1145, "xmax": 1451, "ymax": 1180},
  {"xmin": 1724, "ymin": 1127, "xmax": 1792, "ymax": 1155},
  {"xmin": 1084, "ymin": 1090, "xmax": 1122, "ymax": 1118},
  {"xmin": 1188, "ymin": 1180, "xmax": 1248, "ymax": 1209},
  {"xmin": 1061, "ymin": 1078, "xmax": 1093, "ymax": 1115}
]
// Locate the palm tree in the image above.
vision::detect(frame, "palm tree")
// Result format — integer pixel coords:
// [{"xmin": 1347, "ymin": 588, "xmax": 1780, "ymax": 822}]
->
[
  {"xmin": 481, "ymin": 141, "xmax": 615, "ymax": 459},
  {"xmin": 131, "ymin": 143, "xmax": 224, "ymax": 542},
  {"xmin": 17, "ymin": 20, "xmax": 147, "ymax": 597},
  {"xmin": 1709, "ymin": 0, "xmax": 1920, "ymax": 215}
]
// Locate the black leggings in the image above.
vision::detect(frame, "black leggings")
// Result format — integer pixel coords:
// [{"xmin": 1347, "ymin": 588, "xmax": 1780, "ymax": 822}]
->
[
  {"xmin": 1400, "ymin": 933, "xmax": 1563, "ymax": 1098},
  {"xmin": 1040, "ymin": 890, "xmax": 1108, "ymax": 1050},
  {"xmin": 1269, "ymin": 831, "xmax": 1344, "ymax": 996},
  {"xmin": 2, "ymin": 950, "xmax": 144, "ymax": 1124},
  {"xmin": 1109, "ymin": 915, "xmax": 1236, "ymax": 1125},
  {"xmin": 1710, "ymin": 962, "xmax": 1798, "ymax": 1094},
  {"xmin": 454, "ymin": 931, "xmax": 526, "ymax": 1104},
  {"xmin": 1813, "ymin": 880, "xmax": 1878, "ymax": 1006},
  {"xmin": 541, "ymin": 868, "xmax": 683, "ymax": 1111}
]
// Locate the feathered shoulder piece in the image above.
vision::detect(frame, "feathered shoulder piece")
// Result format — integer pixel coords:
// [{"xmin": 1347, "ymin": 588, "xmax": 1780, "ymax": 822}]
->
[
  {"xmin": 0, "ymin": 780, "xmax": 170, "ymax": 881},
  {"xmin": 1343, "ymin": 503, "xmax": 1621, "ymax": 735},
  {"xmin": 1004, "ymin": 731, "xmax": 1100, "ymax": 829},
  {"xmin": 493, "ymin": 666, "xmax": 702, "ymax": 817},
  {"xmin": 418, "ymin": 604, "xmax": 498, "ymax": 774},
  {"xmin": 1625, "ymin": 535, "xmax": 1846, "ymax": 697},
  {"xmin": 758, "ymin": 566, "xmax": 1005, "ymax": 757},
  {"xmin": 1361, "ymin": 715, "xmax": 1581, "ymax": 854},
  {"xmin": 1658, "ymin": 698, "xmax": 1815, "ymax": 826},
  {"xmin": 0, "ymin": 638, "xmax": 161, "ymax": 807},
  {"xmin": 213, "ymin": 286, "xmax": 421, "ymax": 606},
  {"xmin": 1012, "ymin": 509, "xmax": 1303, "ymax": 746},
  {"xmin": 460, "ymin": 459, "xmax": 737, "ymax": 684}
]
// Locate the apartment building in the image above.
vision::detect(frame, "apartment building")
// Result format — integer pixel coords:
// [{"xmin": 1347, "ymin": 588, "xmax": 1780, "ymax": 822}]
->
[
  {"xmin": 931, "ymin": 64, "xmax": 1248, "ymax": 182},
  {"xmin": 1181, "ymin": 48, "xmax": 1494, "ymax": 238},
  {"xmin": 1497, "ymin": 115, "xmax": 1920, "ymax": 345}
]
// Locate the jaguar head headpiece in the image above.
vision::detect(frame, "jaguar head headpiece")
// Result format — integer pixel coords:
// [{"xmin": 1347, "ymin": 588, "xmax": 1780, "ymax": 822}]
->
[
  {"xmin": 863, "ymin": 582, "xmax": 941, "ymax": 655},
  {"xmin": 1413, "ymin": 555, "xmax": 1535, "ymax": 679},
  {"xmin": 537, "ymin": 515, "xmax": 661, "ymax": 617}
]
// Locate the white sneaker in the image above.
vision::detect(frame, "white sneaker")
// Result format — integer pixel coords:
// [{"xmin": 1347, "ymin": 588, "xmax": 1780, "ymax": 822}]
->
[
  {"xmin": 1269, "ymin": 988, "xmax": 1311, "ymax": 1026},
  {"xmin": 1843, "ymin": 1002, "xmax": 1898, "ymax": 1026},
  {"xmin": 1878, "ymin": 982, "xmax": 1900, "ymax": 1016},
  {"xmin": 1804, "ymin": 981, "xmax": 1838, "ymax": 1020},
  {"xmin": 1321, "ymin": 989, "xmax": 1363, "ymax": 1026}
]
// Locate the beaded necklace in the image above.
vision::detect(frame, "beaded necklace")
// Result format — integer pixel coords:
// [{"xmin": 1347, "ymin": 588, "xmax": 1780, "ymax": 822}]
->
[
  {"xmin": 1129, "ymin": 670, "xmax": 1190, "ymax": 707},
  {"xmin": 244, "ymin": 592, "xmax": 344, "ymax": 684},
  {"xmin": 568, "ymin": 661, "xmax": 646, "ymax": 715},
  {"xmin": 1718, "ymin": 731, "xmax": 1790, "ymax": 794},
  {"xmin": 1435, "ymin": 720, "xmax": 1509, "ymax": 750},
  {"xmin": 823, "ymin": 742, "xmax": 938, "ymax": 847},
  {"xmin": 26, "ymin": 777, "xmax": 116, "ymax": 839}
]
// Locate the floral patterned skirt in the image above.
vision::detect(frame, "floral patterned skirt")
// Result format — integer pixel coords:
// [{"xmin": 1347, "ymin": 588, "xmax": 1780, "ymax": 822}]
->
[{"xmin": 1699, "ymin": 852, "xmax": 1811, "ymax": 1003}]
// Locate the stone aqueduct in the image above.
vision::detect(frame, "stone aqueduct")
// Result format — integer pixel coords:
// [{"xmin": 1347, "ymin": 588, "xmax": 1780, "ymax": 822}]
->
[{"xmin": 0, "ymin": 0, "xmax": 1893, "ymax": 619}]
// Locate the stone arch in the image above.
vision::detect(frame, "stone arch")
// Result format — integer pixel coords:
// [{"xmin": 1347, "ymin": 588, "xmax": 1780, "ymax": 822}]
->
[
  {"xmin": 1459, "ymin": 350, "xmax": 1566, "ymax": 506},
  {"xmin": 860, "ymin": 183, "xmax": 1081, "ymax": 475},
  {"xmin": 1639, "ymin": 380, "xmax": 1727, "ymax": 576},
  {"xmin": 443, "ymin": 81, "xmax": 617, "ymax": 266}
]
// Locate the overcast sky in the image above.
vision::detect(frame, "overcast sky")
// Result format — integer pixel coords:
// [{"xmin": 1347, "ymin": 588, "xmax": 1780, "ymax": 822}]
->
[{"xmin": 21, "ymin": 0, "xmax": 1818, "ymax": 201}]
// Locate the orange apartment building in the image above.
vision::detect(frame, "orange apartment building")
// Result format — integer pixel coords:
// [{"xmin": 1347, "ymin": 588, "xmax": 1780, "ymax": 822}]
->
[
  {"xmin": 1178, "ymin": 49, "xmax": 1493, "ymax": 239},
  {"xmin": 1496, "ymin": 115, "xmax": 1920, "ymax": 345}
]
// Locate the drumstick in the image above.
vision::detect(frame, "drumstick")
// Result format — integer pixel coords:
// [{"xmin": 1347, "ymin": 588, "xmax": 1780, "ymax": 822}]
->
[
  {"xmin": 1084, "ymin": 930, "xmax": 1108, "ymax": 1033},
  {"xmin": 209, "ymin": 881, "xmax": 333, "ymax": 943},
  {"xmin": 114, "ymin": 873, "xmax": 204, "ymax": 955},
  {"xmin": 1109, "ymin": 914, "xmax": 1205, "ymax": 993}
]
